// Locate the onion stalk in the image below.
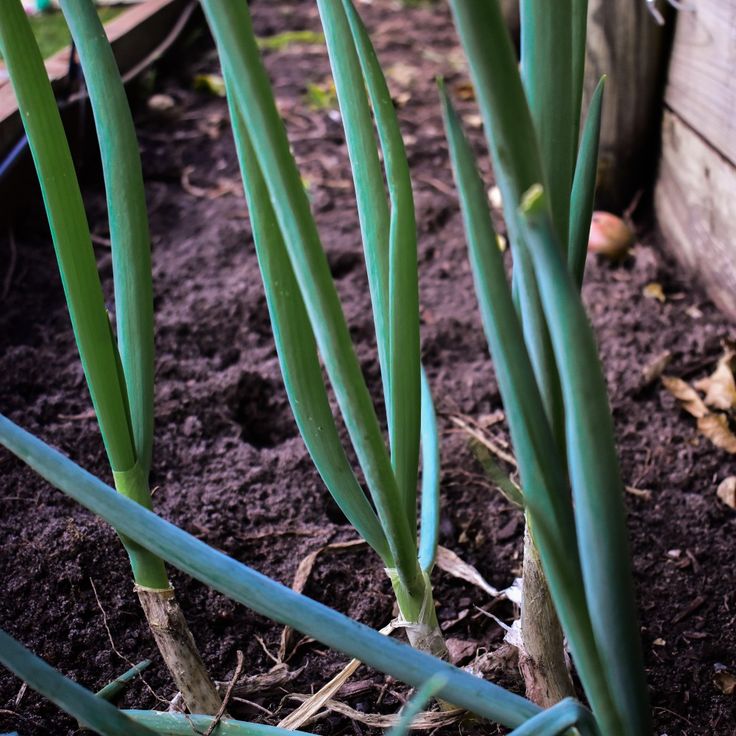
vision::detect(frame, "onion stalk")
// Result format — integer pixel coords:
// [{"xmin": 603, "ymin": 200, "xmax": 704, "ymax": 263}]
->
[
  {"xmin": 201, "ymin": 0, "xmax": 446, "ymax": 656},
  {"xmin": 0, "ymin": 0, "xmax": 219, "ymax": 713},
  {"xmin": 441, "ymin": 1, "xmax": 651, "ymax": 733}
]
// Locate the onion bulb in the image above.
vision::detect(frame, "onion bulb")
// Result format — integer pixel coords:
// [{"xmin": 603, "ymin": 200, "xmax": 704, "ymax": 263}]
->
[{"xmin": 588, "ymin": 211, "xmax": 634, "ymax": 259}]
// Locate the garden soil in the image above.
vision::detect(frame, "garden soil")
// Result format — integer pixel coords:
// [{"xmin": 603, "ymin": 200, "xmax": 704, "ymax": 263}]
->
[{"xmin": 1, "ymin": 2, "xmax": 735, "ymax": 734}]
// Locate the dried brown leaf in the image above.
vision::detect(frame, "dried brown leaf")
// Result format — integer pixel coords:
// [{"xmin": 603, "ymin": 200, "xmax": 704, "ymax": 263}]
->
[
  {"xmin": 286, "ymin": 694, "xmax": 463, "ymax": 730},
  {"xmin": 446, "ymin": 638, "xmax": 478, "ymax": 665},
  {"xmin": 716, "ymin": 477, "xmax": 736, "ymax": 509},
  {"xmin": 662, "ymin": 376, "xmax": 709, "ymax": 418},
  {"xmin": 279, "ymin": 540, "xmax": 365, "ymax": 661},
  {"xmin": 641, "ymin": 351, "xmax": 672, "ymax": 387},
  {"xmin": 643, "ymin": 282, "xmax": 666, "ymax": 303},
  {"xmin": 279, "ymin": 621, "xmax": 396, "ymax": 730},
  {"xmin": 435, "ymin": 546, "xmax": 501, "ymax": 598},
  {"xmin": 714, "ymin": 668, "xmax": 736, "ymax": 696},
  {"xmin": 696, "ymin": 414, "xmax": 736, "ymax": 454},
  {"xmin": 694, "ymin": 348, "xmax": 736, "ymax": 411}
]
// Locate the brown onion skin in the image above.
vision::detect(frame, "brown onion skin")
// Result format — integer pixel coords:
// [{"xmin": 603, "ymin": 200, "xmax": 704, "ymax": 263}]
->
[{"xmin": 588, "ymin": 211, "xmax": 634, "ymax": 259}]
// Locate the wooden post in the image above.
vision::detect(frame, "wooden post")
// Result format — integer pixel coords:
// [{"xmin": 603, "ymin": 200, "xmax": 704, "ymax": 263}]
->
[
  {"xmin": 584, "ymin": 0, "xmax": 674, "ymax": 210},
  {"xmin": 655, "ymin": 1, "xmax": 736, "ymax": 321}
]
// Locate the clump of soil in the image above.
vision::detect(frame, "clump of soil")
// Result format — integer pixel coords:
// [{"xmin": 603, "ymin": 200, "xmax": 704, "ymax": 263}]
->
[{"xmin": 1, "ymin": 1, "xmax": 735, "ymax": 734}]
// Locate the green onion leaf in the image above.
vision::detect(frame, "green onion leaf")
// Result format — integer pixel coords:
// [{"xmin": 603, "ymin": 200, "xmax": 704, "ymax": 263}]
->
[
  {"xmin": 569, "ymin": 76, "xmax": 605, "ymax": 289},
  {"xmin": 507, "ymin": 697, "xmax": 599, "ymax": 736},
  {"xmin": 61, "ymin": 0, "xmax": 156, "ymax": 475},
  {"xmin": 518, "ymin": 185, "xmax": 651, "ymax": 735},
  {"xmin": 0, "ymin": 414, "xmax": 541, "ymax": 729},
  {"xmin": 386, "ymin": 675, "xmax": 448, "ymax": 736},
  {"xmin": 439, "ymin": 76, "xmax": 617, "ymax": 731},
  {"xmin": 223, "ymin": 72, "xmax": 391, "ymax": 564},
  {"xmin": 418, "ymin": 367, "xmax": 441, "ymax": 571},
  {"xmin": 0, "ymin": 629, "xmax": 156, "ymax": 736},
  {"xmin": 340, "ymin": 0, "xmax": 421, "ymax": 535},
  {"xmin": 0, "ymin": 0, "xmax": 135, "ymax": 473},
  {"xmin": 200, "ymin": 0, "xmax": 420, "ymax": 594}
]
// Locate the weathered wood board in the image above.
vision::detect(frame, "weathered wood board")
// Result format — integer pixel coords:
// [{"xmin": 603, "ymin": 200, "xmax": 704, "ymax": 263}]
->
[
  {"xmin": 655, "ymin": 0, "xmax": 736, "ymax": 321},
  {"xmin": 655, "ymin": 111, "xmax": 736, "ymax": 320},
  {"xmin": 584, "ymin": 0, "xmax": 673, "ymax": 209},
  {"xmin": 0, "ymin": 0, "xmax": 189, "ymax": 155},
  {"xmin": 665, "ymin": 1, "xmax": 736, "ymax": 167}
]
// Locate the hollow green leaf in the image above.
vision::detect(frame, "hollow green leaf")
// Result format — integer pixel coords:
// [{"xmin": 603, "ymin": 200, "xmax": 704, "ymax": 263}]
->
[
  {"xmin": 386, "ymin": 675, "xmax": 447, "ymax": 736},
  {"xmin": 518, "ymin": 185, "xmax": 651, "ymax": 736},
  {"xmin": 520, "ymin": 0, "xmax": 575, "ymax": 249},
  {"xmin": 569, "ymin": 76, "xmax": 605, "ymax": 289},
  {"xmin": 507, "ymin": 697, "xmax": 599, "ymax": 736},
  {"xmin": 340, "ymin": 0, "xmax": 421, "ymax": 534},
  {"xmin": 61, "ymin": 0, "xmax": 155, "ymax": 475},
  {"xmin": 316, "ymin": 0, "xmax": 391, "ymax": 403},
  {"xmin": 0, "ymin": 629, "xmax": 156, "ymax": 736},
  {"xmin": 96, "ymin": 660, "xmax": 151, "ymax": 703},
  {"xmin": 418, "ymin": 367, "xmax": 440, "ymax": 571},
  {"xmin": 0, "ymin": 0, "xmax": 135, "ymax": 473},
  {"xmin": 200, "ymin": 0, "xmax": 420, "ymax": 594},
  {"xmin": 0, "ymin": 414, "xmax": 541, "ymax": 729},
  {"xmin": 572, "ymin": 0, "xmax": 590, "ymax": 148},
  {"xmin": 468, "ymin": 440, "xmax": 524, "ymax": 509},
  {"xmin": 439, "ymin": 78, "xmax": 617, "ymax": 731},
  {"xmin": 124, "ymin": 712, "xmax": 312, "ymax": 735},
  {"xmin": 222, "ymin": 71, "xmax": 391, "ymax": 564}
]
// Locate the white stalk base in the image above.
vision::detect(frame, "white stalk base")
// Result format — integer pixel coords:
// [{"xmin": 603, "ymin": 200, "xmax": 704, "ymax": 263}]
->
[{"xmin": 136, "ymin": 585, "xmax": 222, "ymax": 715}]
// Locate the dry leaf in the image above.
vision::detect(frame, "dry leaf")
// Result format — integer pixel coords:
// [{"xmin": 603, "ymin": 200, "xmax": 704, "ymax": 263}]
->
[
  {"xmin": 717, "ymin": 477, "xmax": 736, "ymax": 509},
  {"xmin": 696, "ymin": 414, "xmax": 736, "ymax": 454},
  {"xmin": 662, "ymin": 376, "xmax": 709, "ymax": 418},
  {"xmin": 278, "ymin": 621, "xmax": 397, "ymax": 730},
  {"xmin": 477, "ymin": 410, "xmax": 505, "ymax": 428},
  {"xmin": 279, "ymin": 539, "xmax": 366, "ymax": 661},
  {"xmin": 453, "ymin": 80, "xmax": 475, "ymax": 100},
  {"xmin": 285, "ymin": 694, "xmax": 463, "ymax": 730},
  {"xmin": 181, "ymin": 166, "xmax": 243, "ymax": 200},
  {"xmin": 714, "ymin": 667, "xmax": 736, "ymax": 696},
  {"xmin": 643, "ymin": 282, "xmax": 666, "ymax": 303},
  {"xmin": 663, "ymin": 375, "xmax": 736, "ymax": 453},
  {"xmin": 641, "ymin": 351, "xmax": 672, "ymax": 386},
  {"xmin": 387, "ymin": 62, "xmax": 419, "ymax": 88},
  {"xmin": 694, "ymin": 347, "xmax": 736, "ymax": 410},
  {"xmin": 446, "ymin": 638, "xmax": 478, "ymax": 665},
  {"xmin": 435, "ymin": 545, "xmax": 501, "ymax": 598}
]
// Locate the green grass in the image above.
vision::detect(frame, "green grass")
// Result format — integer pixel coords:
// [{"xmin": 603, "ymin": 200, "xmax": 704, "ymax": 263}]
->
[{"xmin": 0, "ymin": 7, "xmax": 120, "ymax": 61}]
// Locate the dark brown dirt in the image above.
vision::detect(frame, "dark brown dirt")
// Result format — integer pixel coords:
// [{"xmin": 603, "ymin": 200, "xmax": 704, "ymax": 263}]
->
[{"xmin": 1, "ymin": 2, "xmax": 735, "ymax": 734}]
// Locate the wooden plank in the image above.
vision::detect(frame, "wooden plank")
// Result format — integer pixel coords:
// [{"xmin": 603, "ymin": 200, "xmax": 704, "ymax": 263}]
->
[
  {"xmin": 0, "ymin": 0, "xmax": 188, "ymax": 151},
  {"xmin": 584, "ymin": 0, "xmax": 674, "ymax": 210},
  {"xmin": 655, "ymin": 110, "xmax": 736, "ymax": 320},
  {"xmin": 665, "ymin": 1, "xmax": 736, "ymax": 166}
]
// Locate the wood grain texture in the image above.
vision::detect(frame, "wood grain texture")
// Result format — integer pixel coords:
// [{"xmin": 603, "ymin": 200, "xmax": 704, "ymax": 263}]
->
[
  {"xmin": 584, "ymin": 0, "xmax": 673, "ymax": 209},
  {"xmin": 655, "ymin": 110, "xmax": 736, "ymax": 320},
  {"xmin": 665, "ymin": 1, "xmax": 736, "ymax": 166}
]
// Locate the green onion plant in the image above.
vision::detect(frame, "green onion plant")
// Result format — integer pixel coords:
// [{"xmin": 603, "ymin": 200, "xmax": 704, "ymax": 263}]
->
[
  {"xmin": 0, "ymin": 0, "xmax": 649, "ymax": 733},
  {"xmin": 200, "ymin": 0, "xmax": 447, "ymax": 657},
  {"xmin": 439, "ymin": 0, "xmax": 650, "ymax": 733},
  {"xmin": 0, "ymin": 0, "xmax": 220, "ymax": 714},
  {"xmin": 1, "ymin": 414, "xmax": 596, "ymax": 734}
]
